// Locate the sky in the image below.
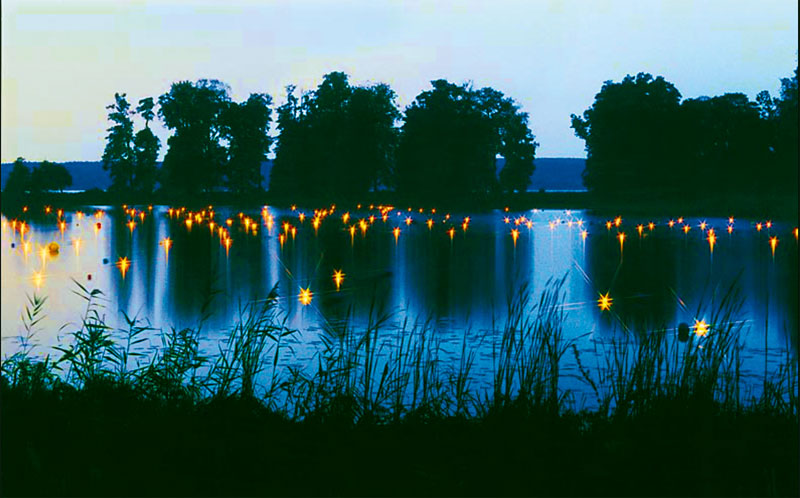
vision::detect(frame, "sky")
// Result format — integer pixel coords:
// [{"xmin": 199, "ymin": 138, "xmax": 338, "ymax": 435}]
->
[{"xmin": 1, "ymin": 0, "xmax": 797, "ymax": 162}]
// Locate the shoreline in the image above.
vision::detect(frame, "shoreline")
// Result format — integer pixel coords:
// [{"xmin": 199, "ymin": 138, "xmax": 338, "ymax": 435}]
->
[{"xmin": 1, "ymin": 190, "xmax": 797, "ymax": 222}]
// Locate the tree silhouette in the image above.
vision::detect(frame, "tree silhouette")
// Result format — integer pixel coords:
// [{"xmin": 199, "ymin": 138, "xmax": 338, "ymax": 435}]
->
[
  {"xmin": 270, "ymin": 72, "xmax": 400, "ymax": 197},
  {"xmin": 2, "ymin": 157, "xmax": 31, "ymax": 205},
  {"xmin": 222, "ymin": 93, "xmax": 273, "ymax": 193},
  {"xmin": 159, "ymin": 80, "xmax": 231, "ymax": 194},
  {"xmin": 132, "ymin": 97, "xmax": 161, "ymax": 194},
  {"xmin": 397, "ymin": 80, "xmax": 536, "ymax": 198},
  {"xmin": 571, "ymin": 73, "xmax": 683, "ymax": 194},
  {"xmin": 102, "ymin": 93, "xmax": 135, "ymax": 191},
  {"xmin": 30, "ymin": 161, "xmax": 72, "ymax": 193},
  {"xmin": 774, "ymin": 67, "xmax": 798, "ymax": 193}
]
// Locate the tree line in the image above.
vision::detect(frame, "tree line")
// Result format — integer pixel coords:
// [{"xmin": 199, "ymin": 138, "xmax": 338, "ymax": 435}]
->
[
  {"xmin": 2, "ymin": 158, "xmax": 73, "ymax": 205},
  {"xmin": 571, "ymin": 69, "xmax": 798, "ymax": 197},
  {"xmin": 99, "ymin": 72, "xmax": 538, "ymax": 199}
]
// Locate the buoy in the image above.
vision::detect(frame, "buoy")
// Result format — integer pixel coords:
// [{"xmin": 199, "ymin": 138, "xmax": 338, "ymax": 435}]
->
[
  {"xmin": 678, "ymin": 323, "xmax": 689, "ymax": 342},
  {"xmin": 96, "ymin": 222, "xmax": 102, "ymax": 229},
  {"xmin": 102, "ymin": 258, "xmax": 109, "ymax": 264},
  {"xmin": 10, "ymin": 242, "xmax": 15, "ymax": 248},
  {"xmin": 87, "ymin": 274, "xmax": 92, "ymax": 280},
  {"xmin": 47, "ymin": 241, "xmax": 60, "ymax": 255}
]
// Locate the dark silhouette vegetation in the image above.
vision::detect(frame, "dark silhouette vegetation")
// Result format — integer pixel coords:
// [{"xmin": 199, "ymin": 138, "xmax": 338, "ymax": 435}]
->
[
  {"xmin": 1, "ymin": 283, "xmax": 797, "ymax": 496},
  {"xmin": 572, "ymin": 69, "xmax": 798, "ymax": 199},
  {"xmin": 1, "ymin": 157, "xmax": 72, "ymax": 205}
]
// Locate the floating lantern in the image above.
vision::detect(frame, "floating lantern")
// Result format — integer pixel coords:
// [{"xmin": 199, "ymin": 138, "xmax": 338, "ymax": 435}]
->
[
  {"xmin": 47, "ymin": 241, "xmax": 59, "ymax": 255},
  {"xmin": 693, "ymin": 319, "xmax": 709, "ymax": 337},
  {"xmin": 333, "ymin": 270, "xmax": 344, "ymax": 291},
  {"xmin": 769, "ymin": 236, "xmax": 778, "ymax": 257},
  {"xmin": 393, "ymin": 227, "xmax": 401, "ymax": 242},
  {"xmin": 299, "ymin": 287, "xmax": 313, "ymax": 305},
  {"xmin": 117, "ymin": 257, "xmax": 130, "ymax": 278},
  {"xmin": 511, "ymin": 228, "xmax": 519, "ymax": 246},
  {"xmin": 598, "ymin": 292, "xmax": 612, "ymax": 311}
]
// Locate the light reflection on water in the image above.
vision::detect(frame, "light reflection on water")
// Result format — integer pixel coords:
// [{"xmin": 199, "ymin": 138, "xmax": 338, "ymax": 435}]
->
[{"xmin": 1, "ymin": 206, "xmax": 797, "ymax": 405}]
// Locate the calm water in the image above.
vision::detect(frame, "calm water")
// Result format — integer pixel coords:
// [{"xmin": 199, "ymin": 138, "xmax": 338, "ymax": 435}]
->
[{"xmin": 1, "ymin": 205, "xmax": 797, "ymax": 405}]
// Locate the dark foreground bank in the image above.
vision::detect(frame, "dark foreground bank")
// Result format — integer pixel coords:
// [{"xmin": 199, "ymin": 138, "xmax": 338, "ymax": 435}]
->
[{"xmin": 2, "ymin": 383, "xmax": 797, "ymax": 497}]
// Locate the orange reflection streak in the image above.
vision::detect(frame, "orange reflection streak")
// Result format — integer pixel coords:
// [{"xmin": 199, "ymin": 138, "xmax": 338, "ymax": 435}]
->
[
  {"xmin": 614, "ymin": 216, "xmax": 622, "ymax": 227},
  {"xmin": 699, "ymin": 221, "xmax": 707, "ymax": 231},
  {"xmin": 393, "ymin": 227, "xmax": 401, "ymax": 242},
  {"xmin": 677, "ymin": 217, "xmax": 684, "ymax": 224},
  {"xmin": 73, "ymin": 238, "xmax": 82, "ymax": 257},
  {"xmin": 185, "ymin": 219, "xmax": 192, "ymax": 230},
  {"xmin": 427, "ymin": 219, "xmax": 434, "ymax": 230},
  {"xmin": 448, "ymin": 227, "xmax": 455, "ymax": 241},
  {"xmin": 349, "ymin": 225, "xmax": 356, "ymax": 244},
  {"xmin": 298, "ymin": 212, "xmax": 305, "ymax": 223},
  {"xmin": 405, "ymin": 216, "xmax": 412, "ymax": 226},
  {"xmin": 279, "ymin": 233, "xmax": 285, "ymax": 249},
  {"xmin": 342, "ymin": 212, "xmax": 350, "ymax": 224},
  {"xmin": 606, "ymin": 221, "xmax": 613, "ymax": 230},
  {"xmin": 728, "ymin": 217, "xmax": 735, "ymax": 225},
  {"xmin": 668, "ymin": 220, "xmax": 675, "ymax": 228},
  {"xmin": 32, "ymin": 270, "xmax": 44, "ymax": 289},
  {"xmin": 727, "ymin": 225, "xmax": 733, "ymax": 235},
  {"xmin": 769, "ymin": 236, "xmax": 778, "ymax": 258},
  {"xmin": 707, "ymin": 230, "xmax": 716, "ymax": 253},
  {"xmin": 224, "ymin": 237, "xmax": 232, "ymax": 256},
  {"xmin": 511, "ymin": 228, "xmax": 519, "ymax": 247},
  {"xmin": 682, "ymin": 225, "xmax": 691, "ymax": 234},
  {"xmin": 756, "ymin": 223, "xmax": 762, "ymax": 232},
  {"xmin": 581, "ymin": 229, "xmax": 588, "ymax": 241},
  {"xmin": 648, "ymin": 222, "xmax": 655, "ymax": 231},
  {"xmin": 162, "ymin": 238, "xmax": 172, "ymax": 259},
  {"xmin": 636, "ymin": 224, "xmax": 644, "ymax": 237}
]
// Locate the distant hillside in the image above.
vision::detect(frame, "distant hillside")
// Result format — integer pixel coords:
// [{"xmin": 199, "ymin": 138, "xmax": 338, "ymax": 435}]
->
[{"xmin": 2, "ymin": 158, "xmax": 585, "ymax": 192}]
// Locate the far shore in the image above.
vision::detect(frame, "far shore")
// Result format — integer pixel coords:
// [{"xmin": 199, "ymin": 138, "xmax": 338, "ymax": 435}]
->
[{"xmin": 1, "ymin": 190, "xmax": 797, "ymax": 222}]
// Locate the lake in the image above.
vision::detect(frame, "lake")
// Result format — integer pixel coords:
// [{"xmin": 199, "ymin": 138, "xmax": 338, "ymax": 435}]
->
[{"xmin": 1, "ymin": 205, "xmax": 797, "ymax": 408}]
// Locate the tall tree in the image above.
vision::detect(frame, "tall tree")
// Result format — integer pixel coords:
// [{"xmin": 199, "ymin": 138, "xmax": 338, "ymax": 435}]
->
[
  {"xmin": 222, "ymin": 93, "xmax": 273, "ymax": 193},
  {"xmin": 102, "ymin": 93, "xmax": 135, "ymax": 192},
  {"xmin": 132, "ymin": 97, "xmax": 161, "ymax": 194},
  {"xmin": 159, "ymin": 80, "xmax": 231, "ymax": 194},
  {"xmin": 2, "ymin": 157, "xmax": 31, "ymax": 205},
  {"xmin": 397, "ymin": 80, "xmax": 535, "ymax": 198},
  {"xmin": 270, "ymin": 72, "xmax": 400, "ymax": 197},
  {"xmin": 774, "ymin": 67, "xmax": 798, "ymax": 193},
  {"xmin": 571, "ymin": 73, "xmax": 683, "ymax": 194}
]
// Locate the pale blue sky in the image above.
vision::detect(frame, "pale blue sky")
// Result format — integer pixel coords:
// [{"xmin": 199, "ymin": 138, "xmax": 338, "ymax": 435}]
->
[{"xmin": 1, "ymin": 0, "xmax": 797, "ymax": 162}]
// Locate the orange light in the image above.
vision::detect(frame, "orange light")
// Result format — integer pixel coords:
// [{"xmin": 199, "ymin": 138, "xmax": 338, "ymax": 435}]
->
[
  {"xmin": 333, "ymin": 270, "xmax": 344, "ymax": 290},
  {"xmin": 598, "ymin": 292, "xmax": 612, "ymax": 311},
  {"xmin": 614, "ymin": 216, "xmax": 621, "ymax": 227},
  {"xmin": 707, "ymin": 230, "xmax": 716, "ymax": 253},
  {"xmin": 504, "ymin": 217, "xmax": 511, "ymax": 224},
  {"xmin": 224, "ymin": 237, "xmax": 232, "ymax": 255},
  {"xmin": 59, "ymin": 221, "xmax": 66, "ymax": 234},
  {"xmin": 45, "ymin": 206, "xmax": 51, "ymax": 214},
  {"xmin": 57, "ymin": 209, "xmax": 63, "ymax": 218},
  {"xmin": 693, "ymin": 319, "xmax": 709, "ymax": 337},
  {"xmin": 581, "ymin": 229, "xmax": 588, "ymax": 241},
  {"xmin": 728, "ymin": 217, "xmax": 734, "ymax": 225},
  {"xmin": 185, "ymin": 219, "xmax": 192, "ymax": 230},
  {"xmin": 769, "ymin": 236, "xmax": 778, "ymax": 257},
  {"xmin": 298, "ymin": 212, "xmax": 306, "ymax": 223},
  {"xmin": 76, "ymin": 211, "xmax": 84, "ymax": 220},
  {"xmin": 312, "ymin": 217, "xmax": 321, "ymax": 232},
  {"xmin": 794, "ymin": 227, "xmax": 798, "ymax": 240},
  {"xmin": 405, "ymin": 216, "xmax": 412, "ymax": 226},
  {"xmin": 342, "ymin": 212, "xmax": 350, "ymax": 224},
  {"xmin": 756, "ymin": 223, "xmax": 762, "ymax": 232},
  {"xmin": 279, "ymin": 233, "xmax": 285, "ymax": 248},
  {"xmin": 393, "ymin": 226, "xmax": 401, "ymax": 242},
  {"xmin": 291, "ymin": 227, "xmax": 296, "ymax": 239},
  {"xmin": 606, "ymin": 221, "xmax": 612, "ymax": 230},
  {"xmin": 636, "ymin": 224, "xmax": 643, "ymax": 237},
  {"xmin": 699, "ymin": 221, "xmax": 707, "ymax": 231},
  {"xmin": 511, "ymin": 228, "xmax": 519, "ymax": 246},
  {"xmin": 617, "ymin": 232, "xmax": 626, "ymax": 252},
  {"xmin": 427, "ymin": 219, "xmax": 434, "ymax": 230},
  {"xmin": 682, "ymin": 225, "xmax": 690, "ymax": 234},
  {"xmin": 766, "ymin": 220, "xmax": 772, "ymax": 229},
  {"xmin": 448, "ymin": 227, "xmax": 455, "ymax": 241},
  {"xmin": 648, "ymin": 222, "xmax": 655, "ymax": 231},
  {"xmin": 668, "ymin": 220, "xmax": 675, "ymax": 228},
  {"xmin": 677, "ymin": 217, "xmax": 684, "ymax": 224},
  {"xmin": 73, "ymin": 237, "xmax": 82, "ymax": 256},
  {"xmin": 162, "ymin": 237, "xmax": 172, "ymax": 258},
  {"xmin": 117, "ymin": 257, "xmax": 130, "ymax": 278},
  {"xmin": 128, "ymin": 220, "xmax": 136, "ymax": 232},
  {"xmin": 727, "ymin": 225, "xmax": 733, "ymax": 234},
  {"xmin": 299, "ymin": 287, "xmax": 313, "ymax": 306}
]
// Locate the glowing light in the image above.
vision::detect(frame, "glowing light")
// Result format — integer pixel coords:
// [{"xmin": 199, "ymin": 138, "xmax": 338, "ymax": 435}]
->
[
  {"xmin": 756, "ymin": 223, "xmax": 762, "ymax": 232},
  {"xmin": 699, "ymin": 221, "xmax": 707, "ymax": 231},
  {"xmin": 504, "ymin": 217, "xmax": 510, "ymax": 224},
  {"xmin": 511, "ymin": 228, "xmax": 519, "ymax": 246},
  {"xmin": 139, "ymin": 212, "xmax": 145, "ymax": 222},
  {"xmin": 707, "ymin": 230, "xmax": 716, "ymax": 253},
  {"xmin": 117, "ymin": 257, "xmax": 130, "ymax": 278},
  {"xmin": 168, "ymin": 208, "xmax": 174, "ymax": 217},
  {"xmin": 581, "ymin": 229, "xmax": 588, "ymax": 241},
  {"xmin": 359, "ymin": 220, "xmax": 368, "ymax": 235},
  {"xmin": 769, "ymin": 236, "xmax": 778, "ymax": 257},
  {"xmin": 427, "ymin": 219, "xmax": 434, "ymax": 230},
  {"xmin": 614, "ymin": 216, "xmax": 622, "ymax": 227},
  {"xmin": 668, "ymin": 220, "xmax": 675, "ymax": 228},
  {"xmin": 448, "ymin": 227, "xmax": 455, "ymax": 241},
  {"xmin": 349, "ymin": 225, "xmax": 356, "ymax": 243},
  {"xmin": 32, "ymin": 271, "xmax": 44, "ymax": 289},
  {"xmin": 45, "ymin": 206, "xmax": 51, "ymax": 214},
  {"xmin": 598, "ymin": 292, "xmax": 612, "ymax": 311},
  {"xmin": 333, "ymin": 270, "xmax": 344, "ymax": 291},
  {"xmin": 504, "ymin": 207, "xmax": 509, "ymax": 212},
  {"xmin": 692, "ymin": 319, "xmax": 709, "ymax": 337},
  {"xmin": 209, "ymin": 221, "xmax": 216, "ymax": 233},
  {"xmin": 606, "ymin": 221, "xmax": 612, "ymax": 230},
  {"xmin": 162, "ymin": 238, "xmax": 172, "ymax": 258},
  {"xmin": 636, "ymin": 224, "xmax": 644, "ymax": 237},
  {"xmin": 794, "ymin": 227, "xmax": 798, "ymax": 240},
  {"xmin": 648, "ymin": 222, "xmax": 655, "ymax": 231},
  {"xmin": 279, "ymin": 233, "xmax": 285, "ymax": 248},
  {"xmin": 728, "ymin": 217, "xmax": 734, "ymax": 225},
  {"xmin": 57, "ymin": 209, "xmax": 63, "ymax": 218},
  {"xmin": 682, "ymin": 225, "xmax": 691, "ymax": 234},
  {"xmin": 128, "ymin": 220, "xmax": 136, "ymax": 232},
  {"xmin": 59, "ymin": 221, "xmax": 66, "ymax": 234},
  {"xmin": 73, "ymin": 238, "xmax": 82, "ymax": 256},
  {"xmin": 677, "ymin": 217, "xmax": 684, "ymax": 224},
  {"xmin": 618, "ymin": 232, "xmax": 626, "ymax": 252},
  {"xmin": 23, "ymin": 206, "xmax": 28, "ymax": 213},
  {"xmin": 342, "ymin": 212, "xmax": 350, "ymax": 224},
  {"xmin": 766, "ymin": 220, "xmax": 772, "ymax": 229},
  {"xmin": 224, "ymin": 237, "xmax": 232, "ymax": 255},
  {"xmin": 548, "ymin": 221, "xmax": 555, "ymax": 231},
  {"xmin": 291, "ymin": 227, "xmax": 296, "ymax": 239},
  {"xmin": 312, "ymin": 217, "xmax": 321, "ymax": 232},
  {"xmin": 393, "ymin": 227, "xmax": 401, "ymax": 242},
  {"xmin": 727, "ymin": 225, "xmax": 733, "ymax": 235},
  {"xmin": 299, "ymin": 287, "xmax": 313, "ymax": 306},
  {"xmin": 94, "ymin": 210, "xmax": 104, "ymax": 219},
  {"xmin": 526, "ymin": 221, "xmax": 533, "ymax": 229},
  {"xmin": 405, "ymin": 216, "xmax": 412, "ymax": 226}
]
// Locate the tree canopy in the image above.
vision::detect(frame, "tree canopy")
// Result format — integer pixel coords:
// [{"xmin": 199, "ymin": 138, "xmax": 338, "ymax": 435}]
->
[
  {"xmin": 270, "ymin": 72, "xmax": 400, "ymax": 198},
  {"xmin": 397, "ymin": 80, "xmax": 536, "ymax": 198},
  {"xmin": 572, "ymin": 69, "xmax": 798, "ymax": 197}
]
